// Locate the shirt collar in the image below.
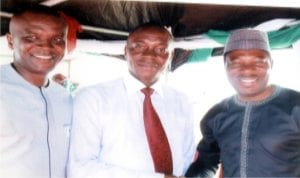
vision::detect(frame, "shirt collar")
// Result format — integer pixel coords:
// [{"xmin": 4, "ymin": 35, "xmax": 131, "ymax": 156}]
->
[{"xmin": 123, "ymin": 71, "xmax": 164, "ymax": 96}]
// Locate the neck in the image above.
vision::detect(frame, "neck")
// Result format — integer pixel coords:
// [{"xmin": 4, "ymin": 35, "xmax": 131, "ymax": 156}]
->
[
  {"xmin": 12, "ymin": 63, "xmax": 48, "ymax": 87},
  {"xmin": 238, "ymin": 85, "xmax": 275, "ymax": 102}
]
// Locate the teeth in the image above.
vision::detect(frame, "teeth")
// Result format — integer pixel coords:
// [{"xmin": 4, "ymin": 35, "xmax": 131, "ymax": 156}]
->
[
  {"xmin": 33, "ymin": 54, "xmax": 52, "ymax": 60},
  {"xmin": 140, "ymin": 63, "xmax": 155, "ymax": 68},
  {"xmin": 240, "ymin": 77, "xmax": 257, "ymax": 84}
]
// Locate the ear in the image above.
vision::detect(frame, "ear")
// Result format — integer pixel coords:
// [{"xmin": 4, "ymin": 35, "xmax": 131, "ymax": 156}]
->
[
  {"xmin": 270, "ymin": 59, "xmax": 274, "ymax": 69},
  {"xmin": 268, "ymin": 56, "xmax": 273, "ymax": 69},
  {"xmin": 169, "ymin": 50, "xmax": 174, "ymax": 61},
  {"xmin": 166, "ymin": 51, "xmax": 173, "ymax": 72},
  {"xmin": 6, "ymin": 33, "xmax": 14, "ymax": 50}
]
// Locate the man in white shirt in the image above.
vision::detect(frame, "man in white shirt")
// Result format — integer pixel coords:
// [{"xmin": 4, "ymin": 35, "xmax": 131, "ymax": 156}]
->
[{"xmin": 68, "ymin": 23, "xmax": 195, "ymax": 178}]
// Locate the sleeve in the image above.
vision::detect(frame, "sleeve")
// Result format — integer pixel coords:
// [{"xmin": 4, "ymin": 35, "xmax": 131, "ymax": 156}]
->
[
  {"xmin": 67, "ymin": 88, "xmax": 164, "ymax": 178},
  {"xmin": 185, "ymin": 107, "xmax": 221, "ymax": 178},
  {"xmin": 182, "ymin": 95, "xmax": 197, "ymax": 175},
  {"xmin": 292, "ymin": 92, "xmax": 300, "ymax": 130},
  {"xmin": 293, "ymin": 105, "xmax": 300, "ymax": 131}
]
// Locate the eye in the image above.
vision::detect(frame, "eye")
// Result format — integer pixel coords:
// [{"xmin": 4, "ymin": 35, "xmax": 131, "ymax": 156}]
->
[
  {"xmin": 228, "ymin": 62, "xmax": 242, "ymax": 69},
  {"xmin": 52, "ymin": 37, "xmax": 65, "ymax": 45},
  {"xmin": 154, "ymin": 47, "xmax": 167, "ymax": 55},
  {"xmin": 129, "ymin": 42, "xmax": 147, "ymax": 52},
  {"xmin": 23, "ymin": 34, "xmax": 37, "ymax": 42},
  {"xmin": 253, "ymin": 58, "xmax": 268, "ymax": 67},
  {"xmin": 254, "ymin": 61, "xmax": 265, "ymax": 67},
  {"xmin": 226, "ymin": 59, "xmax": 242, "ymax": 69}
]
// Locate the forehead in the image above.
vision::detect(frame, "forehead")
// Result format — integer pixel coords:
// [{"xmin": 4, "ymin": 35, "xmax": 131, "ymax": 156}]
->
[
  {"xmin": 226, "ymin": 49, "xmax": 270, "ymax": 60},
  {"xmin": 128, "ymin": 27, "xmax": 171, "ymax": 42},
  {"xmin": 11, "ymin": 12, "xmax": 67, "ymax": 32}
]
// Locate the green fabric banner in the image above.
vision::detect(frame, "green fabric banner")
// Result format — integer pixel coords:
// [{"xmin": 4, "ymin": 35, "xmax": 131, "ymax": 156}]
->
[
  {"xmin": 188, "ymin": 23, "xmax": 300, "ymax": 63},
  {"xmin": 268, "ymin": 23, "xmax": 300, "ymax": 48},
  {"xmin": 187, "ymin": 48, "xmax": 214, "ymax": 62}
]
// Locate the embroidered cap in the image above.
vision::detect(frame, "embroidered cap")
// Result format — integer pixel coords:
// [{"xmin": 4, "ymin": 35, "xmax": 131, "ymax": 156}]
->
[{"xmin": 224, "ymin": 29, "xmax": 270, "ymax": 55}]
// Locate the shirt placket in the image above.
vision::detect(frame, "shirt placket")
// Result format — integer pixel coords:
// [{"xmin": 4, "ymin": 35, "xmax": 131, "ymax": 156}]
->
[{"xmin": 240, "ymin": 104, "xmax": 252, "ymax": 178}]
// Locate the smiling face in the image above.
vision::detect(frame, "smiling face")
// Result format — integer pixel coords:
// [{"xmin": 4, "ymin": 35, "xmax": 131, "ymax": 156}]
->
[
  {"xmin": 125, "ymin": 25, "xmax": 172, "ymax": 87},
  {"xmin": 7, "ymin": 11, "xmax": 67, "ymax": 86},
  {"xmin": 225, "ymin": 49, "xmax": 273, "ymax": 101}
]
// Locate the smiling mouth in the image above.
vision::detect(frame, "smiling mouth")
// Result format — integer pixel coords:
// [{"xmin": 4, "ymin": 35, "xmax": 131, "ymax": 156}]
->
[
  {"xmin": 239, "ymin": 77, "xmax": 258, "ymax": 85},
  {"xmin": 139, "ymin": 63, "xmax": 158, "ymax": 69},
  {"xmin": 33, "ymin": 54, "xmax": 53, "ymax": 60}
]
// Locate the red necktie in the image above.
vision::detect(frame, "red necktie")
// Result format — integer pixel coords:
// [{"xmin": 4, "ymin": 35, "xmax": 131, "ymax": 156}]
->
[{"xmin": 141, "ymin": 87, "xmax": 173, "ymax": 174}]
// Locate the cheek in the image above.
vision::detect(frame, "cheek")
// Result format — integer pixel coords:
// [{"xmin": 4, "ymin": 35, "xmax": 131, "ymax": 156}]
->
[
  {"xmin": 226, "ymin": 70, "xmax": 240, "ymax": 86},
  {"xmin": 15, "ymin": 43, "xmax": 32, "ymax": 57},
  {"xmin": 15, "ymin": 40, "xmax": 37, "ymax": 55},
  {"xmin": 54, "ymin": 45, "xmax": 66, "ymax": 54},
  {"xmin": 156, "ymin": 55, "xmax": 169, "ymax": 66},
  {"xmin": 251, "ymin": 68, "xmax": 270, "ymax": 80},
  {"xmin": 226, "ymin": 69, "xmax": 237, "ymax": 78},
  {"xmin": 127, "ymin": 57, "xmax": 138, "ymax": 71},
  {"xmin": 128, "ymin": 53, "xmax": 142, "ymax": 65}
]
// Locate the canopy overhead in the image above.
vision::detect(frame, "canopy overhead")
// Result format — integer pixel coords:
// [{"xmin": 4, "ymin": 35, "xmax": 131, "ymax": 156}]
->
[
  {"xmin": 1, "ymin": 0, "xmax": 300, "ymax": 40},
  {"xmin": 1, "ymin": 0, "xmax": 300, "ymax": 71}
]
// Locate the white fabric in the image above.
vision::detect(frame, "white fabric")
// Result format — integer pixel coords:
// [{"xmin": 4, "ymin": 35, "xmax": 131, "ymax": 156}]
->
[
  {"xmin": 68, "ymin": 72, "xmax": 196, "ymax": 178},
  {"xmin": 0, "ymin": 64, "xmax": 73, "ymax": 178}
]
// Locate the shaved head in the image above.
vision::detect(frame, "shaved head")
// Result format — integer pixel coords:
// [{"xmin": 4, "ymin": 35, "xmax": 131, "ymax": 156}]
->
[
  {"xmin": 128, "ymin": 22, "xmax": 173, "ymax": 43},
  {"xmin": 9, "ymin": 5, "xmax": 67, "ymax": 35},
  {"xmin": 6, "ymin": 5, "xmax": 68, "ymax": 86}
]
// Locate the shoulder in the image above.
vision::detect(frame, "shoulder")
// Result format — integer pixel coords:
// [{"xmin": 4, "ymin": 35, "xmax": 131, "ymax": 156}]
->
[
  {"xmin": 207, "ymin": 96, "xmax": 232, "ymax": 113},
  {"xmin": 274, "ymin": 86, "xmax": 300, "ymax": 106},
  {"xmin": 47, "ymin": 81, "xmax": 73, "ymax": 105},
  {"xmin": 0, "ymin": 64, "xmax": 12, "ymax": 81},
  {"xmin": 74, "ymin": 78, "xmax": 123, "ymax": 101},
  {"xmin": 280, "ymin": 87, "xmax": 300, "ymax": 100},
  {"xmin": 0, "ymin": 64, "xmax": 9, "ymax": 71},
  {"xmin": 162, "ymin": 85, "xmax": 190, "ymax": 101},
  {"xmin": 275, "ymin": 86, "xmax": 300, "ymax": 129},
  {"xmin": 49, "ymin": 81, "xmax": 70, "ymax": 94},
  {"xmin": 201, "ymin": 97, "xmax": 233, "ymax": 124}
]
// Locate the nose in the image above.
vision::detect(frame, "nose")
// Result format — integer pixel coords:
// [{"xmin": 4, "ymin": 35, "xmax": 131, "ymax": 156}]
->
[
  {"xmin": 238, "ymin": 64, "xmax": 261, "ymax": 76},
  {"xmin": 36, "ymin": 40, "xmax": 54, "ymax": 48},
  {"xmin": 142, "ymin": 48, "xmax": 157, "ymax": 57}
]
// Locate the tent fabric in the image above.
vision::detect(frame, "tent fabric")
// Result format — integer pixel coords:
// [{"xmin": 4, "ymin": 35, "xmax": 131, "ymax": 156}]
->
[
  {"xmin": 2, "ymin": 0, "xmax": 300, "ymax": 40},
  {"xmin": 187, "ymin": 23, "xmax": 300, "ymax": 63},
  {"xmin": 1, "ymin": 1, "xmax": 300, "ymax": 71}
]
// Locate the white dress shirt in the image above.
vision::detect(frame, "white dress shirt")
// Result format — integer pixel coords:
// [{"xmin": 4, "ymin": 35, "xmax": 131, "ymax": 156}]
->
[{"xmin": 68, "ymin": 72, "xmax": 195, "ymax": 178}]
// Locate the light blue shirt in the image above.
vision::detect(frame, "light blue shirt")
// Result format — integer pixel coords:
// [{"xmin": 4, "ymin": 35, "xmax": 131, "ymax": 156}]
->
[
  {"xmin": 0, "ymin": 64, "xmax": 73, "ymax": 178},
  {"xmin": 68, "ymin": 72, "xmax": 195, "ymax": 178}
]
